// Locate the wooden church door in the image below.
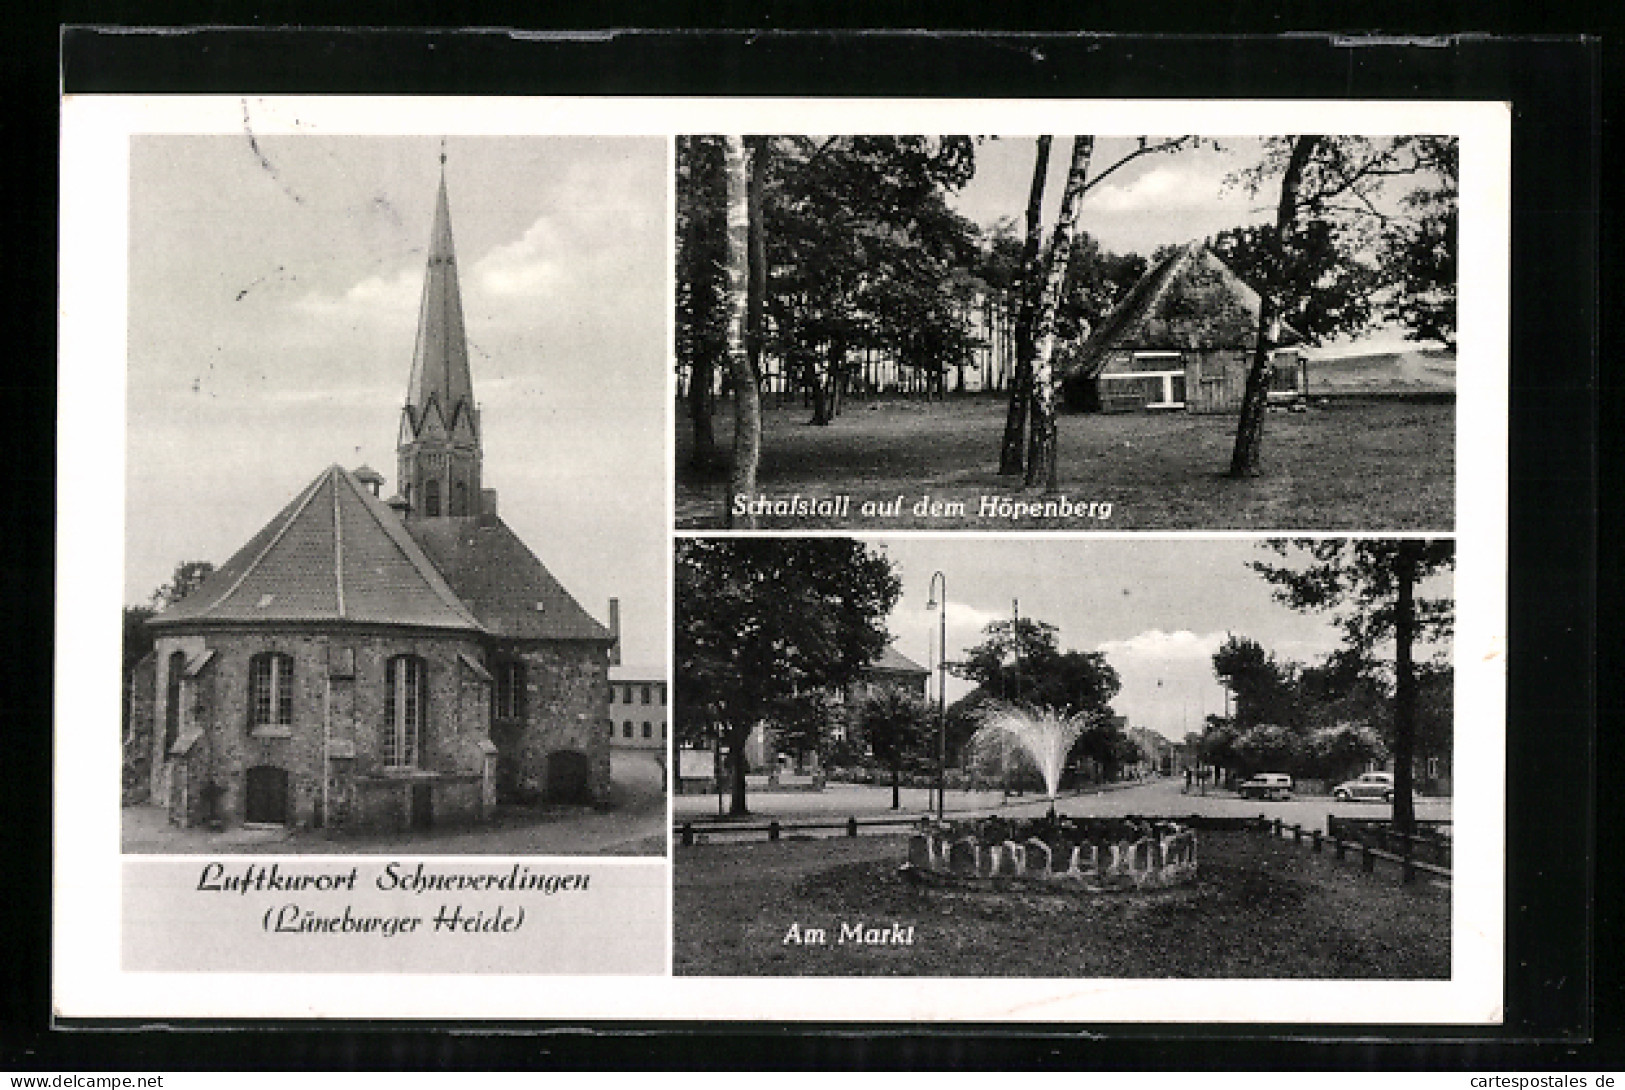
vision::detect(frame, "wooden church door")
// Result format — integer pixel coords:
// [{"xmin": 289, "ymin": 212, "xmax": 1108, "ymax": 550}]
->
[{"xmin": 244, "ymin": 766, "xmax": 289, "ymax": 824}]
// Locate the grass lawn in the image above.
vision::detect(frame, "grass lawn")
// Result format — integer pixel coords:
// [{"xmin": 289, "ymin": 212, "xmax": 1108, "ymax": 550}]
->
[
  {"xmin": 673, "ymin": 829, "xmax": 1449, "ymax": 977},
  {"xmin": 675, "ymin": 394, "xmax": 1454, "ymax": 531}
]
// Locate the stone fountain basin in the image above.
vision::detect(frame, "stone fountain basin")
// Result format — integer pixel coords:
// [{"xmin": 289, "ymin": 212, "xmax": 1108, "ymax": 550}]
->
[{"xmin": 905, "ymin": 817, "xmax": 1198, "ymax": 892}]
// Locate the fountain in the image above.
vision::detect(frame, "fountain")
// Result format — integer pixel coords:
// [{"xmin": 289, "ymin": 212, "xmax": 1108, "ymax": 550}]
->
[
  {"xmin": 903, "ymin": 704, "xmax": 1198, "ymax": 891},
  {"xmin": 968, "ymin": 704, "xmax": 1090, "ymax": 812}
]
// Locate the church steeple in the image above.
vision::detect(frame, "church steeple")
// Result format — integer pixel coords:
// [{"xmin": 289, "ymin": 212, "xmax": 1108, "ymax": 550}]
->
[{"xmin": 398, "ymin": 161, "xmax": 481, "ymax": 519}]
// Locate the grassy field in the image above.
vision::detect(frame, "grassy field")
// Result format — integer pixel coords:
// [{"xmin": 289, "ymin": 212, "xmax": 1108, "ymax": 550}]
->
[
  {"xmin": 673, "ymin": 829, "xmax": 1449, "ymax": 978},
  {"xmin": 675, "ymin": 394, "xmax": 1454, "ymax": 531}
]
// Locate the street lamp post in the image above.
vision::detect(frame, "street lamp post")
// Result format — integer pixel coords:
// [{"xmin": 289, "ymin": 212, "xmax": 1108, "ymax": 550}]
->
[{"xmin": 927, "ymin": 571, "xmax": 947, "ymax": 821}]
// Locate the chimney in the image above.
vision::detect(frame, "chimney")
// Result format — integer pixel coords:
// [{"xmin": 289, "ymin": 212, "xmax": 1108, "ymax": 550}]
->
[
  {"xmin": 479, "ymin": 488, "xmax": 499, "ymax": 527},
  {"xmin": 607, "ymin": 598, "xmax": 621, "ymax": 666}
]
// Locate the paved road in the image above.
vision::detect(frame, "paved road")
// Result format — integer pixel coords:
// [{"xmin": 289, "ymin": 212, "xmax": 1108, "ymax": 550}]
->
[
  {"xmin": 1047, "ymin": 776, "xmax": 1451, "ymax": 832},
  {"xmin": 677, "ymin": 775, "xmax": 1450, "ymax": 835}
]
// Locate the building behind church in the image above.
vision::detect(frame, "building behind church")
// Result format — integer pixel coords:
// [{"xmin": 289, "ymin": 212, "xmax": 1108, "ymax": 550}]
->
[{"xmin": 140, "ymin": 170, "xmax": 619, "ymax": 834}]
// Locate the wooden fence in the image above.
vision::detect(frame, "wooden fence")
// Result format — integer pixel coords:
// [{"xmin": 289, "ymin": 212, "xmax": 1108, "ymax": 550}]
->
[{"xmin": 1262, "ymin": 816, "xmax": 1452, "ymax": 886}]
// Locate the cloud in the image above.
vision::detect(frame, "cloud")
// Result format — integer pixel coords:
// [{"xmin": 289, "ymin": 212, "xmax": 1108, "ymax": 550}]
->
[
  {"xmin": 1097, "ymin": 628, "xmax": 1227, "ymax": 661},
  {"xmin": 1089, "ymin": 163, "xmax": 1257, "ymax": 215},
  {"xmin": 473, "ymin": 216, "xmax": 567, "ymax": 298},
  {"xmin": 293, "ymin": 264, "xmax": 421, "ymax": 318}
]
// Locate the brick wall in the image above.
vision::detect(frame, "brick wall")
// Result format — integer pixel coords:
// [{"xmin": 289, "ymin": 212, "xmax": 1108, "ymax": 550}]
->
[
  {"xmin": 150, "ymin": 627, "xmax": 492, "ymax": 830},
  {"xmin": 512, "ymin": 642, "xmax": 612, "ymax": 805}
]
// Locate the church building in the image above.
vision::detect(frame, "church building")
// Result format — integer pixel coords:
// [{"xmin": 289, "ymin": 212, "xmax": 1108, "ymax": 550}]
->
[{"xmin": 143, "ymin": 168, "xmax": 618, "ymax": 833}]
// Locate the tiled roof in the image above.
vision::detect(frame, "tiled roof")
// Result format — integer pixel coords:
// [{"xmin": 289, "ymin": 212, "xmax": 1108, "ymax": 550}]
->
[
  {"xmin": 405, "ymin": 516, "xmax": 613, "ymax": 643},
  {"xmin": 149, "ymin": 466, "xmax": 485, "ymax": 632},
  {"xmin": 1061, "ymin": 241, "xmax": 1300, "ymax": 382},
  {"xmin": 870, "ymin": 645, "xmax": 928, "ymax": 676}
]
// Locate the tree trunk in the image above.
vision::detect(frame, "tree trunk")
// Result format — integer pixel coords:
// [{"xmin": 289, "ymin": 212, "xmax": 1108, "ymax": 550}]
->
[
  {"xmin": 722, "ymin": 137, "xmax": 761, "ymax": 528},
  {"xmin": 891, "ymin": 766, "xmax": 900, "ymax": 810},
  {"xmin": 688, "ymin": 354, "xmax": 716, "ymax": 470},
  {"xmin": 811, "ymin": 342, "xmax": 839, "ymax": 425},
  {"xmin": 747, "ymin": 137, "xmax": 767, "ymax": 388},
  {"xmin": 999, "ymin": 136, "xmax": 1052, "ymax": 476},
  {"xmin": 1391, "ymin": 542, "xmax": 1419, "ymax": 836},
  {"xmin": 728, "ymin": 743, "xmax": 749, "ymax": 816},
  {"xmin": 1229, "ymin": 136, "xmax": 1319, "ymax": 478},
  {"xmin": 1026, "ymin": 136, "xmax": 1095, "ymax": 493}
]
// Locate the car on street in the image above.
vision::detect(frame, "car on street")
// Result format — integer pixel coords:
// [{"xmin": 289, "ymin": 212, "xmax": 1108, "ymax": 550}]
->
[
  {"xmin": 1332, "ymin": 771, "xmax": 1395, "ymax": 802},
  {"xmin": 1238, "ymin": 772, "xmax": 1294, "ymax": 801}
]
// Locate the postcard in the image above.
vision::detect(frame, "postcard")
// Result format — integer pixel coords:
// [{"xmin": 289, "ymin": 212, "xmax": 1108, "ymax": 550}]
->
[{"xmin": 57, "ymin": 95, "xmax": 1506, "ymax": 1023}]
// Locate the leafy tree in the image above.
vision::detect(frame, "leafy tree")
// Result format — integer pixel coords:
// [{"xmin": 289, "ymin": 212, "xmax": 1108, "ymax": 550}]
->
[
  {"xmin": 121, "ymin": 605, "xmax": 157, "ymax": 781},
  {"xmin": 1211, "ymin": 633, "xmax": 1302, "ymax": 730},
  {"xmin": 952, "ymin": 615, "xmax": 1120, "ymax": 718},
  {"xmin": 675, "ymin": 136, "xmax": 726, "ymax": 470},
  {"xmin": 1380, "ymin": 136, "xmax": 1458, "ymax": 348},
  {"xmin": 675, "ymin": 538, "xmax": 900, "ymax": 814},
  {"xmin": 952, "ymin": 615, "xmax": 1060, "ymax": 703},
  {"xmin": 1252, "ymin": 539, "xmax": 1455, "ymax": 834},
  {"xmin": 151, "ymin": 560, "xmax": 215, "ymax": 609},
  {"xmin": 1227, "ymin": 136, "xmax": 1459, "ymax": 476},
  {"xmin": 1211, "ymin": 220, "xmax": 1380, "ymax": 344},
  {"xmin": 1303, "ymin": 721, "xmax": 1388, "ymax": 781},
  {"xmin": 854, "ymin": 686, "xmax": 933, "ymax": 809},
  {"xmin": 949, "ymin": 614, "xmax": 1124, "ymax": 786},
  {"xmin": 123, "ymin": 605, "xmax": 156, "ymax": 678},
  {"xmin": 764, "ymin": 136, "xmax": 978, "ymax": 423}
]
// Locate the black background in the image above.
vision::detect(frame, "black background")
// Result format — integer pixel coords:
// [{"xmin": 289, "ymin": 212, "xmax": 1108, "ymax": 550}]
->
[{"xmin": 5, "ymin": 21, "xmax": 1611, "ymax": 1071}]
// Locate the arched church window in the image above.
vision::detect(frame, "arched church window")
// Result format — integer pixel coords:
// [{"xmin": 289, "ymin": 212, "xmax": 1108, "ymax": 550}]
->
[
  {"xmin": 384, "ymin": 655, "xmax": 426, "ymax": 768},
  {"xmin": 494, "ymin": 660, "xmax": 525, "ymax": 721},
  {"xmin": 423, "ymin": 479, "xmax": 441, "ymax": 517},
  {"xmin": 248, "ymin": 652, "xmax": 294, "ymax": 732},
  {"xmin": 164, "ymin": 650, "xmax": 186, "ymax": 753},
  {"xmin": 452, "ymin": 480, "xmax": 469, "ymax": 516}
]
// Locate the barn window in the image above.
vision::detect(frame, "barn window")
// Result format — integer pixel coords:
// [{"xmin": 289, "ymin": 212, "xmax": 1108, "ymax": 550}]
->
[
  {"xmin": 423, "ymin": 479, "xmax": 441, "ymax": 517},
  {"xmin": 642, "ymin": 722, "xmax": 652, "ymax": 739},
  {"xmin": 641, "ymin": 685, "xmax": 652, "ymax": 705},
  {"xmin": 164, "ymin": 650, "xmax": 187, "ymax": 752},
  {"xmin": 248, "ymin": 652, "xmax": 294, "ymax": 732},
  {"xmin": 494, "ymin": 660, "xmax": 525, "ymax": 721},
  {"xmin": 622, "ymin": 721, "xmax": 633, "ymax": 739},
  {"xmin": 384, "ymin": 655, "xmax": 426, "ymax": 768}
]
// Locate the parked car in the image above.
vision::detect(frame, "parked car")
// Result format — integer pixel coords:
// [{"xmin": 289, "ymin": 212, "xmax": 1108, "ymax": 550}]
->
[
  {"xmin": 1332, "ymin": 771, "xmax": 1395, "ymax": 802},
  {"xmin": 1238, "ymin": 772, "xmax": 1294, "ymax": 801}
]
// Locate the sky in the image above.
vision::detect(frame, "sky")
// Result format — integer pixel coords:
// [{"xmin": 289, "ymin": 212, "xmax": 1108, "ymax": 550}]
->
[
  {"xmin": 947, "ymin": 135, "xmax": 1443, "ymax": 357},
  {"xmin": 124, "ymin": 135, "xmax": 669, "ymax": 668},
  {"xmin": 872, "ymin": 537, "xmax": 1453, "ymax": 744},
  {"xmin": 950, "ymin": 136, "xmax": 1273, "ymax": 256}
]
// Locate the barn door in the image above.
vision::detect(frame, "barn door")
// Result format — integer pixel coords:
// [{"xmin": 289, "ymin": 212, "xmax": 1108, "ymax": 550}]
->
[{"xmin": 244, "ymin": 766, "xmax": 288, "ymax": 824}]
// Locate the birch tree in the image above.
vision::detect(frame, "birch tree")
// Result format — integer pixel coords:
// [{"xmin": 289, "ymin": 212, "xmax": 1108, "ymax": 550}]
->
[
  {"xmin": 1025, "ymin": 137, "xmax": 1095, "ymax": 492},
  {"xmin": 721, "ymin": 137, "xmax": 761, "ymax": 528}
]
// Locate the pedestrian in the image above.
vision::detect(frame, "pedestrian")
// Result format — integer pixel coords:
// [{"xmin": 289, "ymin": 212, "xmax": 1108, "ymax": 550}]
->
[{"xmin": 1184, "ymin": 767, "xmax": 1192, "ymax": 793}]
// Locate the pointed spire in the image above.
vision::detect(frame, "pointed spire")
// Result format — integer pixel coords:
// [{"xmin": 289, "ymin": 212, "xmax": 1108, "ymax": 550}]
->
[
  {"xmin": 398, "ymin": 164, "xmax": 482, "ymax": 520},
  {"xmin": 404, "ymin": 173, "xmax": 476, "ymax": 424}
]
